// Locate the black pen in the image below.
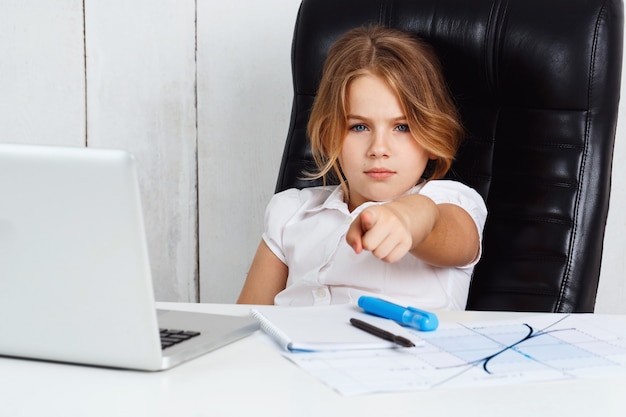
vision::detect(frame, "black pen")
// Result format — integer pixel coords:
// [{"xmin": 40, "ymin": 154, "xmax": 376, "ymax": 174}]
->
[{"xmin": 350, "ymin": 318, "xmax": 415, "ymax": 347}]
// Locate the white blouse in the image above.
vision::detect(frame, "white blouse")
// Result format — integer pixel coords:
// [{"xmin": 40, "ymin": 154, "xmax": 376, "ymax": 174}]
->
[{"xmin": 263, "ymin": 180, "xmax": 487, "ymax": 310}]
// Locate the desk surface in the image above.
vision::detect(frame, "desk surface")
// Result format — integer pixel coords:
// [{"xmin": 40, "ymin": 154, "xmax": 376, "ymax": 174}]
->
[{"xmin": 1, "ymin": 302, "xmax": 625, "ymax": 417}]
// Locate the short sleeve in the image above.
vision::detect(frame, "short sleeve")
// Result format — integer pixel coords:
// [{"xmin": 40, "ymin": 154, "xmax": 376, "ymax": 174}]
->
[{"xmin": 261, "ymin": 188, "xmax": 305, "ymax": 264}]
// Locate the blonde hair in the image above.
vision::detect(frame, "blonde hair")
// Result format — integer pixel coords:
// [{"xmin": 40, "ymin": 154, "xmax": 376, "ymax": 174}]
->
[{"xmin": 307, "ymin": 25, "xmax": 463, "ymax": 194}]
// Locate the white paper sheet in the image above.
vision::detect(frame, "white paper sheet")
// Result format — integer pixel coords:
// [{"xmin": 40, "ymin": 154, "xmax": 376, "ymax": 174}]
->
[{"xmin": 284, "ymin": 314, "xmax": 626, "ymax": 396}]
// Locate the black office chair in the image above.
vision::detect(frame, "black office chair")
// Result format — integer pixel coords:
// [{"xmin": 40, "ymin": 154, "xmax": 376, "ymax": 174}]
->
[{"xmin": 276, "ymin": 0, "xmax": 624, "ymax": 312}]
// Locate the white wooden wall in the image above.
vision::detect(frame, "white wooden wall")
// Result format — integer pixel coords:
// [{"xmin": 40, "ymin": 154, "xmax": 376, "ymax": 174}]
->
[{"xmin": 1, "ymin": 0, "xmax": 625, "ymax": 313}]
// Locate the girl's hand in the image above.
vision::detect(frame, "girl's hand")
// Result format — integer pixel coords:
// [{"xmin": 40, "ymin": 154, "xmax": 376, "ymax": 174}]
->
[
  {"xmin": 345, "ymin": 194, "xmax": 479, "ymax": 267},
  {"xmin": 346, "ymin": 204, "xmax": 417, "ymax": 263}
]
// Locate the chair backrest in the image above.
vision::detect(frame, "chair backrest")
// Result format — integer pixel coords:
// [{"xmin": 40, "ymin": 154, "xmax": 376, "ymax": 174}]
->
[{"xmin": 276, "ymin": 0, "xmax": 623, "ymax": 312}]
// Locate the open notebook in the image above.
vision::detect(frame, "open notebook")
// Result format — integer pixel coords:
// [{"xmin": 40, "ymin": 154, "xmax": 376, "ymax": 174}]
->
[
  {"xmin": 0, "ymin": 143, "xmax": 258, "ymax": 371},
  {"xmin": 251, "ymin": 304, "xmax": 422, "ymax": 352}
]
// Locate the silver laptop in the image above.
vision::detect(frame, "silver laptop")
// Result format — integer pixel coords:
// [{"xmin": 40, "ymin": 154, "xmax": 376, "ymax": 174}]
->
[{"xmin": 0, "ymin": 143, "xmax": 258, "ymax": 371}]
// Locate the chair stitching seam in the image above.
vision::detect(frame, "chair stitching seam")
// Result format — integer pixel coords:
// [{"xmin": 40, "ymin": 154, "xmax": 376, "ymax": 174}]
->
[{"xmin": 558, "ymin": 0, "xmax": 606, "ymax": 311}]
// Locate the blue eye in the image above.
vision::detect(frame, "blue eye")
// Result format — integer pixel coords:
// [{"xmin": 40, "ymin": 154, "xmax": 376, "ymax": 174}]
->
[
  {"xmin": 350, "ymin": 124, "xmax": 368, "ymax": 132},
  {"xmin": 395, "ymin": 124, "xmax": 410, "ymax": 132}
]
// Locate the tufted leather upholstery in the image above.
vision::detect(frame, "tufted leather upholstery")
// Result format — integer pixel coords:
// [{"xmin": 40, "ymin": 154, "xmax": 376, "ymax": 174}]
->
[{"xmin": 276, "ymin": 0, "xmax": 623, "ymax": 312}]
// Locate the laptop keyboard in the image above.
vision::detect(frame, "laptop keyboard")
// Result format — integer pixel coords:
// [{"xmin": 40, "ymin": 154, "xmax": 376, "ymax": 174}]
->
[{"xmin": 159, "ymin": 328, "xmax": 201, "ymax": 350}]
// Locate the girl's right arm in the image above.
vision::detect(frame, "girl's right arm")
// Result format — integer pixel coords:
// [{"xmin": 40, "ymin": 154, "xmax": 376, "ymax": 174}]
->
[{"xmin": 237, "ymin": 240, "xmax": 288, "ymax": 305}]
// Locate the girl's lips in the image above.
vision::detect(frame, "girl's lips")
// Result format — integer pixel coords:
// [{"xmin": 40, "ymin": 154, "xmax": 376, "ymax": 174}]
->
[{"xmin": 365, "ymin": 168, "xmax": 395, "ymax": 179}]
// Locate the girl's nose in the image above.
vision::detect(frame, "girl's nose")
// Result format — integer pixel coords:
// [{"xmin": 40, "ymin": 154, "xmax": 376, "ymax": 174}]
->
[{"xmin": 367, "ymin": 131, "xmax": 390, "ymax": 158}]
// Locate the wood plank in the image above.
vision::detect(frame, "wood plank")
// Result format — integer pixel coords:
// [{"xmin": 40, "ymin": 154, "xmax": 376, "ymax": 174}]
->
[
  {"xmin": 197, "ymin": 0, "xmax": 301, "ymax": 302},
  {"xmin": 85, "ymin": 0, "xmax": 198, "ymax": 301},
  {"xmin": 0, "ymin": 0, "xmax": 85, "ymax": 146}
]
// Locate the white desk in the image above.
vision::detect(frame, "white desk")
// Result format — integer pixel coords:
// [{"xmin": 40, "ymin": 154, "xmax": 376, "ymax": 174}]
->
[{"xmin": 1, "ymin": 302, "xmax": 625, "ymax": 417}]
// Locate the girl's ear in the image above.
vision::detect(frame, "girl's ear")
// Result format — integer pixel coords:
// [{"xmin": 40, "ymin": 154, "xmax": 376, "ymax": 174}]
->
[{"xmin": 429, "ymin": 154, "xmax": 438, "ymax": 160}]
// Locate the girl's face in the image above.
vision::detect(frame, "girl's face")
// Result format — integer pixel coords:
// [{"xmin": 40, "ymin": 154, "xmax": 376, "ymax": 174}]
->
[{"xmin": 340, "ymin": 73, "xmax": 432, "ymax": 211}]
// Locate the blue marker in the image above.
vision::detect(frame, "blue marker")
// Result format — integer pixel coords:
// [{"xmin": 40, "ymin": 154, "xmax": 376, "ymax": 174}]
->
[{"xmin": 357, "ymin": 296, "xmax": 439, "ymax": 332}]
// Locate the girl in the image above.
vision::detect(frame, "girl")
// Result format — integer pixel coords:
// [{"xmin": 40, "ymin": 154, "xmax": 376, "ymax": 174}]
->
[{"xmin": 238, "ymin": 25, "xmax": 487, "ymax": 309}]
